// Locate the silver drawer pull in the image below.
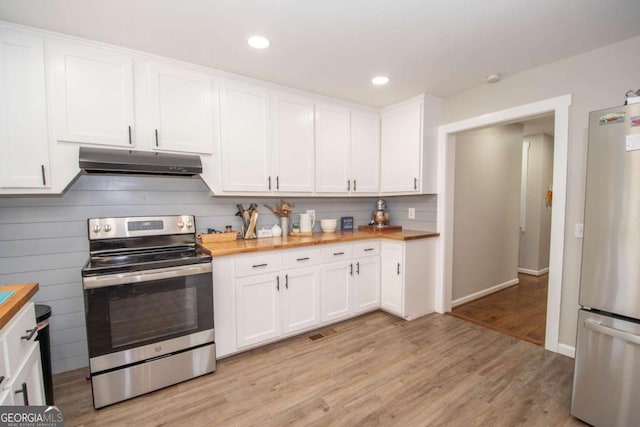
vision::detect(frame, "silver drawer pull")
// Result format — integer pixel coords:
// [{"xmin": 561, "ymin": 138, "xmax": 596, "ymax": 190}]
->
[
  {"xmin": 296, "ymin": 257, "xmax": 310, "ymax": 261},
  {"xmin": 364, "ymin": 248, "xmax": 374, "ymax": 252},
  {"xmin": 252, "ymin": 263, "xmax": 268, "ymax": 268},
  {"xmin": 21, "ymin": 327, "xmax": 37, "ymax": 341},
  {"xmin": 333, "ymin": 252, "xmax": 345, "ymax": 256}
]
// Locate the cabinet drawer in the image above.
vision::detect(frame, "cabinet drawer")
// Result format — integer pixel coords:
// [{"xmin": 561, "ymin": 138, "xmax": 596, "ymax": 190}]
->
[
  {"xmin": 353, "ymin": 241, "xmax": 380, "ymax": 258},
  {"xmin": 281, "ymin": 248, "xmax": 320, "ymax": 270},
  {"xmin": 3, "ymin": 302, "xmax": 38, "ymax": 378},
  {"xmin": 235, "ymin": 252, "xmax": 281, "ymax": 278},
  {"xmin": 321, "ymin": 244, "xmax": 353, "ymax": 264}
]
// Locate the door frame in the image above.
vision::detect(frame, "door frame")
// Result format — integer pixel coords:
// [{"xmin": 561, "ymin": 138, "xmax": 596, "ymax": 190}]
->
[{"xmin": 435, "ymin": 94, "xmax": 572, "ymax": 354}]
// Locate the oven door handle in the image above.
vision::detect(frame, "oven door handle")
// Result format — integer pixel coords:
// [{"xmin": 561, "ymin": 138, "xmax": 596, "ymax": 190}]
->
[{"xmin": 83, "ymin": 263, "xmax": 212, "ymax": 289}]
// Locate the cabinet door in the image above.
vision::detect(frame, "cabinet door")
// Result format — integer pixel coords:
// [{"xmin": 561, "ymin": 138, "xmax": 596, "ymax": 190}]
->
[
  {"xmin": 380, "ymin": 242, "xmax": 404, "ymax": 316},
  {"xmin": 320, "ymin": 260, "xmax": 353, "ymax": 322},
  {"xmin": 272, "ymin": 93, "xmax": 314, "ymax": 193},
  {"xmin": 219, "ymin": 80, "xmax": 271, "ymax": 192},
  {"xmin": 354, "ymin": 256, "xmax": 381, "ymax": 313},
  {"xmin": 380, "ymin": 101, "xmax": 422, "ymax": 193},
  {"xmin": 282, "ymin": 266, "xmax": 320, "ymax": 334},
  {"xmin": 315, "ymin": 103, "xmax": 351, "ymax": 193},
  {"xmin": 236, "ymin": 273, "xmax": 281, "ymax": 348},
  {"xmin": 351, "ymin": 111, "xmax": 380, "ymax": 193},
  {"xmin": 8, "ymin": 344, "xmax": 44, "ymax": 406},
  {"xmin": 48, "ymin": 40, "xmax": 135, "ymax": 147},
  {"xmin": 149, "ymin": 62, "xmax": 215, "ymax": 154},
  {"xmin": 0, "ymin": 30, "xmax": 50, "ymax": 189}
]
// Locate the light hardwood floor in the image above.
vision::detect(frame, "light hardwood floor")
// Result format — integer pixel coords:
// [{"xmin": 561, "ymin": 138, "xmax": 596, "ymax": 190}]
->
[
  {"xmin": 53, "ymin": 311, "xmax": 585, "ymax": 426},
  {"xmin": 450, "ymin": 274, "xmax": 548, "ymax": 346}
]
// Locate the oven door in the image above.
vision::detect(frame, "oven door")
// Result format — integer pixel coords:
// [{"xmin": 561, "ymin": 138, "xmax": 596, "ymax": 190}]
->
[{"xmin": 83, "ymin": 263, "xmax": 214, "ymax": 373}]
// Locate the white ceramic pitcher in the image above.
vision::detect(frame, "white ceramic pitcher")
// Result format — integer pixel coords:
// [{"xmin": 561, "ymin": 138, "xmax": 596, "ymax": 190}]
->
[{"xmin": 299, "ymin": 213, "xmax": 315, "ymax": 233}]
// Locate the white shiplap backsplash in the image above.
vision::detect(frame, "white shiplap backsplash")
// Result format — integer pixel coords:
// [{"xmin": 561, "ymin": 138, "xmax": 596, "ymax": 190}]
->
[{"xmin": 0, "ymin": 174, "xmax": 436, "ymax": 373}]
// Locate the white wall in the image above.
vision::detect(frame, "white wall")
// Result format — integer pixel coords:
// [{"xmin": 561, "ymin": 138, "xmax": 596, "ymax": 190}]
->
[
  {"xmin": 519, "ymin": 133, "xmax": 554, "ymax": 273},
  {"xmin": 452, "ymin": 124, "xmax": 523, "ymax": 301},
  {"xmin": 0, "ymin": 174, "xmax": 435, "ymax": 373},
  {"xmin": 442, "ymin": 34, "xmax": 640, "ymax": 348}
]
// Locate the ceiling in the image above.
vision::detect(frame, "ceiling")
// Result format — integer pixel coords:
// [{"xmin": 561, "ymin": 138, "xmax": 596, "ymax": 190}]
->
[{"xmin": 1, "ymin": 0, "xmax": 640, "ymax": 107}]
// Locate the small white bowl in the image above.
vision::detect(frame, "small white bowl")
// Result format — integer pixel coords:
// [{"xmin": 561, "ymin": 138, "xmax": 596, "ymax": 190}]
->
[{"xmin": 321, "ymin": 219, "xmax": 337, "ymax": 233}]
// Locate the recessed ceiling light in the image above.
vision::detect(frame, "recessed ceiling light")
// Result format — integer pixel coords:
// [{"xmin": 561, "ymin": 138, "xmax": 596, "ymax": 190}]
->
[
  {"xmin": 486, "ymin": 73, "xmax": 501, "ymax": 84},
  {"xmin": 248, "ymin": 36, "xmax": 270, "ymax": 49},
  {"xmin": 372, "ymin": 76, "xmax": 390, "ymax": 85}
]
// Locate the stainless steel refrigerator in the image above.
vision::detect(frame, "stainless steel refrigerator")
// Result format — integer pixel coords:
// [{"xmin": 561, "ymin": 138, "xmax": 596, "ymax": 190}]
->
[{"xmin": 571, "ymin": 101, "xmax": 640, "ymax": 426}]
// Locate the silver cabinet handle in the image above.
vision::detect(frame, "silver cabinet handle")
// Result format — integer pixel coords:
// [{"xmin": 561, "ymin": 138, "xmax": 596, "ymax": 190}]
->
[
  {"xmin": 584, "ymin": 318, "xmax": 640, "ymax": 345},
  {"xmin": 276, "ymin": 176, "xmax": 279, "ymax": 190},
  {"xmin": 252, "ymin": 263, "xmax": 268, "ymax": 268},
  {"xmin": 333, "ymin": 252, "xmax": 344, "ymax": 256},
  {"xmin": 41, "ymin": 165, "xmax": 46, "ymax": 186},
  {"xmin": 414, "ymin": 177, "xmax": 418, "ymax": 190},
  {"xmin": 397, "ymin": 262, "xmax": 401, "ymax": 275},
  {"xmin": 347, "ymin": 180, "xmax": 351, "ymax": 191},
  {"xmin": 155, "ymin": 129, "xmax": 159, "ymax": 147},
  {"xmin": 276, "ymin": 276, "xmax": 280, "ymax": 291},
  {"xmin": 349, "ymin": 263, "xmax": 353, "ymax": 276},
  {"xmin": 364, "ymin": 248, "xmax": 374, "ymax": 252},
  {"xmin": 128, "ymin": 125, "xmax": 132, "ymax": 145},
  {"xmin": 354, "ymin": 180, "xmax": 357, "ymax": 192},
  {"xmin": 268, "ymin": 176, "xmax": 271, "ymax": 190},
  {"xmin": 285, "ymin": 274, "xmax": 288, "ymax": 289},
  {"xmin": 296, "ymin": 257, "xmax": 310, "ymax": 261}
]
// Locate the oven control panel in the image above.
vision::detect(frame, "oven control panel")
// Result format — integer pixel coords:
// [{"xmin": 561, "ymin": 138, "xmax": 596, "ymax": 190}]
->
[{"xmin": 88, "ymin": 215, "xmax": 195, "ymax": 239}]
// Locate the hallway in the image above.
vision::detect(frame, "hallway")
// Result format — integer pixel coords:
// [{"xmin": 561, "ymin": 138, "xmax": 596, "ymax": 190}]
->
[{"xmin": 449, "ymin": 273, "xmax": 548, "ymax": 346}]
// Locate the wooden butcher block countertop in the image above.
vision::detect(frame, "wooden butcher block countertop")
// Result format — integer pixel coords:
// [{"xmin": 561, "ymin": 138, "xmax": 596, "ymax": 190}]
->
[
  {"xmin": 0, "ymin": 282, "xmax": 39, "ymax": 329},
  {"xmin": 199, "ymin": 229, "xmax": 439, "ymax": 257}
]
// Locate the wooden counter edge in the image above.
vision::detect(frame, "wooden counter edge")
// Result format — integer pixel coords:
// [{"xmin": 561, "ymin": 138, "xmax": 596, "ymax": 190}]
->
[
  {"xmin": 0, "ymin": 282, "xmax": 39, "ymax": 330},
  {"xmin": 200, "ymin": 230, "xmax": 439, "ymax": 257}
]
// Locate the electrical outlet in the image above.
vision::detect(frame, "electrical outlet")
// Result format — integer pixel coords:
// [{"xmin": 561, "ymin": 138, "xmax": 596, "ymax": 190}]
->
[
  {"xmin": 575, "ymin": 223, "xmax": 584, "ymax": 239},
  {"xmin": 408, "ymin": 208, "xmax": 416, "ymax": 219}
]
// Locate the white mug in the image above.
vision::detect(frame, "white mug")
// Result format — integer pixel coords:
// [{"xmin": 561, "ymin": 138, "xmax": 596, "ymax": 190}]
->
[{"xmin": 299, "ymin": 213, "xmax": 315, "ymax": 233}]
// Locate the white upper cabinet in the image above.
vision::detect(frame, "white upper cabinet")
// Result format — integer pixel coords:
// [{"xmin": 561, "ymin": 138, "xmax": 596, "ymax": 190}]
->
[
  {"xmin": 0, "ymin": 30, "xmax": 50, "ymax": 189},
  {"xmin": 148, "ymin": 62, "xmax": 215, "ymax": 154},
  {"xmin": 315, "ymin": 102, "xmax": 351, "ymax": 193},
  {"xmin": 380, "ymin": 99, "xmax": 422, "ymax": 193},
  {"xmin": 350, "ymin": 110, "xmax": 380, "ymax": 193},
  {"xmin": 48, "ymin": 40, "xmax": 135, "ymax": 147},
  {"xmin": 219, "ymin": 79, "xmax": 272, "ymax": 192},
  {"xmin": 380, "ymin": 94, "xmax": 440, "ymax": 195},
  {"xmin": 272, "ymin": 93, "xmax": 315, "ymax": 193}
]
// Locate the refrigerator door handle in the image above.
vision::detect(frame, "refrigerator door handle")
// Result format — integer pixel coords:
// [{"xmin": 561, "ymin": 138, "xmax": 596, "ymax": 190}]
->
[{"xmin": 584, "ymin": 318, "xmax": 640, "ymax": 345}]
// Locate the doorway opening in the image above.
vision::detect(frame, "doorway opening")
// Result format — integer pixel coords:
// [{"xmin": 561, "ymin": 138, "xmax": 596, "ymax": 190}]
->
[
  {"xmin": 446, "ymin": 115, "xmax": 554, "ymax": 346},
  {"xmin": 435, "ymin": 95, "xmax": 572, "ymax": 355}
]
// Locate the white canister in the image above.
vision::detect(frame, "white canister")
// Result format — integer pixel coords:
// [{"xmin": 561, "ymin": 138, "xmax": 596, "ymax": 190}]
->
[
  {"xmin": 271, "ymin": 223, "xmax": 282, "ymax": 237},
  {"xmin": 299, "ymin": 213, "xmax": 315, "ymax": 233}
]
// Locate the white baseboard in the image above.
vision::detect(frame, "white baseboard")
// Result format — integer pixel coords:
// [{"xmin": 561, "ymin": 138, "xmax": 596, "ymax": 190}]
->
[
  {"xmin": 557, "ymin": 343, "xmax": 575, "ymax": 358},
  {"xmin": 452, "ymin": 278, "xmax": 519, "ymax": 307},
  {"xmin": 517, "ymin": 267, "xmax": 549, "ymax": 276}
]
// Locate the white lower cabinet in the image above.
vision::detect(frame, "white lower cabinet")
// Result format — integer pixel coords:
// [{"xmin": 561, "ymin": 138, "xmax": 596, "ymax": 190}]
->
[
  {"xmin": 214, "ymin": 237, "xmax": 433, "ymax": 359},
  {"xmin": 380, "ymin": 239, "xmax": 435, "ymax": 320},
  {"xmin": 320, "ymin": 244, "xmax": 353, "ymax": 322},
  {"xmin": 281, "ymin": 266, "xmax": 321, "ymax": 334},
  {"xmin": 234, "ymin": 248, "xmax": 321, "ymax": 350},
  {"xmin": 236, "ymin": 272, "xmax": 281, "ymax": 349},
  {"xmin": 0, "ymin": 302, "xmax": 45, "ymax": 406},
  {"xmin": 320, "ymin": 242, "xmax": 381, "ymax": 321},
  {"xmin": 354, "ymin": 254, "xmax": 381, "ymax": 313}
]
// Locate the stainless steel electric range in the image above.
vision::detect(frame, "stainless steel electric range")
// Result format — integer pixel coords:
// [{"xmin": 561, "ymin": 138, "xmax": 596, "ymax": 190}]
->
[{"xmin": 81, "ymin": 215, "xmax": 215, "ymax": 409}]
